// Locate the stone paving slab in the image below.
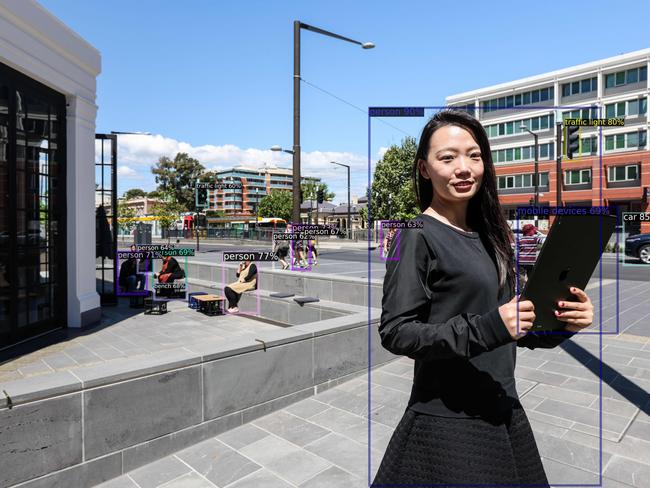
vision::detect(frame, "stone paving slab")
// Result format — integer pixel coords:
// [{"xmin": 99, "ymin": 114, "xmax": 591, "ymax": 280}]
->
[{"xmin": 96, "ymin": 328, "xmax": 650, "ymax": 488}]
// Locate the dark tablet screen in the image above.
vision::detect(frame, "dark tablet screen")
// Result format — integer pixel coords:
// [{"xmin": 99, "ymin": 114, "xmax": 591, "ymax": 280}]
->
[{"xmin": 520, "ymin": 214, "xmax": 617, "ymax": 331}]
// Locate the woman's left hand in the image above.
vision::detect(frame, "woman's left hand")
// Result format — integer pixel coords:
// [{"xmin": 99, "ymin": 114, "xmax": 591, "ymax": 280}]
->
[{"xmin": 555, "ymin": 287, "xmax": 594, "ymax": 333}]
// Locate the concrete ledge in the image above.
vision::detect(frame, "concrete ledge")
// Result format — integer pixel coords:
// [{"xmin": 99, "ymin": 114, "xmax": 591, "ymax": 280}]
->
[{"xmin": 0, "ymin": 295, "xmax": 389, "ymax": 487}]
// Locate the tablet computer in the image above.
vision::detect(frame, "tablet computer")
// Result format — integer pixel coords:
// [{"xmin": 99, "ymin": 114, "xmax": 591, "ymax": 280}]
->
[{"xmin": 520, "ymin": 213, "xmax": 617, "ymax": 331}]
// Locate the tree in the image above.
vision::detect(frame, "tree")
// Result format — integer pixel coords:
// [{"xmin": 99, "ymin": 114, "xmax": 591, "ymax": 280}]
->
[
  {"xmin": 358, "ymin": 206, "xmax": 368, "ymax": 228},
  {"xmin": 371, "ymin": 137, "xmax": 419, "ymax": 221},
  {"xmin": 152, "ymin": 200, "xmax": 184, "ymax": 244},
  {"xmin": 151, "ymin": 152, "xmax": 205, "ymax": 212},
  {"xmin": 123, "ymin": 188, "xmax": 147, "ymax": 200},
  {"xmin": 301, "ymin": 180, "xmax": 335, "ymax": 203},
  {"xmin": 147, "ymin": 190, "xmax": 163, "ymax": 199},
  {"xmin": 117, "ymin": 201, "xmax": 138, "ymax": 241},
  {"xmin": 257, "ymin": 190, "xmax": 292, "ymax": 222}
]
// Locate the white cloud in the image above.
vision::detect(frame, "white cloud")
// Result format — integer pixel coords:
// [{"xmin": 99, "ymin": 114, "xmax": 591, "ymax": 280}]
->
[
  {"xmin": 117, "ymin": 165, "xmax": 138, "ymax": 178},
  {"xmin": 378, "ymin": 146, "xmax": 389, "ymax": 158},
  {"xmin": 112, "ymin": 134, "xmax": 378, "ymax": 203}
]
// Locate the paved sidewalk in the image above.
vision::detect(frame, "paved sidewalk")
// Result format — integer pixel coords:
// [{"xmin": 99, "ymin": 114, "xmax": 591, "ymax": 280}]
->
[
  {"xmin": 0, "ymin": 300, "xmax": 279, "ymax": 383},
  {"xmin": 97, "ymin": 332, "xmax": 650, "ymax": 488}
]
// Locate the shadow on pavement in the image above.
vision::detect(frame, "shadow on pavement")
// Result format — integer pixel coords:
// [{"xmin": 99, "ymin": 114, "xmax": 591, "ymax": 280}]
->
[{"xmin": 560, "ymin": 339, "xmax": 650, "ymax": 416}]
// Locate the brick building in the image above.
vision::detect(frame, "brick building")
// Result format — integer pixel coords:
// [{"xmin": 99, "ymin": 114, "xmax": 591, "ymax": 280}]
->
[{"xmin": 446, "ymin": 48, "xmax": 650, "ymax": 234}]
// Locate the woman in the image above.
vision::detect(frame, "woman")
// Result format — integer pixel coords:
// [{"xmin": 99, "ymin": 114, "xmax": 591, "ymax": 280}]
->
[
  {"xmin": 373, "ymin": 110, "xmax": 594, "ymax": 486},
  {"xmin": 224, "ymin": 260, "xmax": 257, "ymax": 313},
  {"xmin": 155, "ymin": 255, "xmax": 184, "ymax": 284}
]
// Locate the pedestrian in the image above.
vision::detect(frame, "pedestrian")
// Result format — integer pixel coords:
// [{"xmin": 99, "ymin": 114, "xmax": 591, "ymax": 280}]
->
[
  {"xmin": 224, "ymin": 260, "xmax": 257, "ymax": 313},
  {"xmin": 309, "ymin": 238, "xmax": 318, "ymax": 265},
  {"xmin": 118, "ymin": 244, "xmax": 145, "ymax": 294},
  {"xmin": 273, "ymin": 237, "xmax": 290, "ymax": 270},
  {"xmin": 517, "ymin": 223, "xmax": 545, "ymax": 287},
  {"xmin": 373, "ymin": 109, "xmax": 594, "ymax": 486},
  {"xmin": 382, "ymin": 228, "xmax": 396, "ymax": 257}
]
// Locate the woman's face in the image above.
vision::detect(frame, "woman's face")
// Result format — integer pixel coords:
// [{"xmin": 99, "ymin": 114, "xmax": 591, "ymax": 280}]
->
[{"xmin": 418, "ymin": 125, "xmax": 484, "ymax": 206}]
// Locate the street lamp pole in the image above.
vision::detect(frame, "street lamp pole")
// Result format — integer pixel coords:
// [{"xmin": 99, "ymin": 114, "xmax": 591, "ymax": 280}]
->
[
  {"xmin": 330, "ymin": 161, "xmax": 351, "ymax": 239},
  {"xmin": 520, "ymin": 126, "xmax": 539, "ymax": 207},
  {"xmin": 521, "ymin": 126, "xmax": 539, "ymax": 227},
  {"xmin": 292, "ymin": 20, "xmax": 374, "ymax": 225}
]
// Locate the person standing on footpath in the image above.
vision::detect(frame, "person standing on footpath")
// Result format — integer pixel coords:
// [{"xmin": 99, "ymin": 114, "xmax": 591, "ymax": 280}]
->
[
  {"xmin": 373, "ymin": 110, "xmax": 594, "ymax": 486},
  {"xmin": 517, "ymin": 223, "xmax": 545, "ymax": 287}
]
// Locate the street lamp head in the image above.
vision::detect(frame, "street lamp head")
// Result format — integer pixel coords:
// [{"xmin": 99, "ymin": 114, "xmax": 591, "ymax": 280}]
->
[
  {"xmin": 270, "ymin": 145, "xmax": 282, "ymax": 152},
  {"xmin": 361, "ymin": 42, "xmax": 375, "ymax": 49},
  {"xmin": 519, "ymin": 125, "xmax": 527, "ymax": 130}
]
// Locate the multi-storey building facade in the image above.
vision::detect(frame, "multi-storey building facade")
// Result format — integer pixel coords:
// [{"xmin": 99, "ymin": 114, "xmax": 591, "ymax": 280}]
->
[
  {"xmin": 446, "ymin": 48, "xmax": 650, "ymax": 234},
  {"xmin": 210, "ymin": 164, "xmax": 320, "ymax": 219}
]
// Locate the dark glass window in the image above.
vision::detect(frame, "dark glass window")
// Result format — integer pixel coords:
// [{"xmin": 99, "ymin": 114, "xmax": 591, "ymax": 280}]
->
[
  {"xmin": 627, "ymin": 69, "xmax": 638, "ymax": 84},
  {"xmin": 0, "ymin": 62, "xmax": 66, "ymax": 346},
  {"xmin": 523, "ymin": 92, "xmax": 531, "ymax": 104},
  {"xmin": 606, "ymin": 74, "xmax": 615, "ymax": 88},
  {"xmin": 562, "ymin": 84, "xmax": 570, "ymax": 97},
  {"xmin": 581, "ymin": 79, "xmax": 591, "ymax": 93},
  {"xmin": 571, "ymin": 81, "xmax": 580, "ymax": 94},
  {"xmin": 531, "ymin": 90, "xmax": 539, "ymax": 103}
]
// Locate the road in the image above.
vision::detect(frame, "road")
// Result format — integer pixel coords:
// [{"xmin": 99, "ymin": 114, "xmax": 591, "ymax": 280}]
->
[{"xmin": 140, "ymin": 238, "xmax": 649, "ymax": 282}]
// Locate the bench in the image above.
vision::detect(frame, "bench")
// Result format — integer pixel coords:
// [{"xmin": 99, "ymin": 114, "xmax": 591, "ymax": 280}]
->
[
  {"xmin": 188, "ymin": 291, "xmax": 209, "ymax": 309},
  {"xmin": 194, "ymin": 294, "xmax": 225, "ymax": 316},
  {"xmin": 144, "ymin": 298, "xmax": 168, "ymax": 315}
]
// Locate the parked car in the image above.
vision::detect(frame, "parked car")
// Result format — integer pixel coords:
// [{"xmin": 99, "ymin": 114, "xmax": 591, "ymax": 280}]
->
[{"xmin": 625, "ymin": 233, "xmax": 650, "ymax": 264}]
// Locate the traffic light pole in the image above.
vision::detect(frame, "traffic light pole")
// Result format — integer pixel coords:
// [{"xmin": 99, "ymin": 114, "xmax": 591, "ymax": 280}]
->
[{"xmin": 556, "ymin": 122, "xmax": 563, "ymax": 207}]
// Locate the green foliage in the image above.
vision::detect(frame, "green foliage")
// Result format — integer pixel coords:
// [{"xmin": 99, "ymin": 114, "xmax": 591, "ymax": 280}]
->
[
  {"xmin": 258, "ymin": 190, "xmax": 292, "ymax": 222},
  {"xmin": 117, "ymin": 201, "xmax": 138, "ymax": 234},
  {"xmin": 358, "ymin": 206, "xmax": 368, "ymax": 226},
  {"xmin": 147, "ymin": 190, "xmax": 163, "ymax": 199},
  {"xmin": 371, "ymin": 137, "xmax": 419, "ymax": 220},
  {"xmin": 152, "ymin": 200, "xmax": 184, "ymax": 239},
  {"xmin": 123, "ymin": 188, "xmax": 147, "ymax": 200},
  {"xmin": 151, "ymin": 152, "xmax": 205, "ymax": 212},
  {"xmin": 301, "ymin": 180, "xmax": 334, "ymax": 202}
]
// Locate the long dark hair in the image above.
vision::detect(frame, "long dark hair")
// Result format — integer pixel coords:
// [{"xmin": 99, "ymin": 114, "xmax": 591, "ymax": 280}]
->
[{"xmin": 412, "ymin": 109, "xmax": 515, "ymax": 293}]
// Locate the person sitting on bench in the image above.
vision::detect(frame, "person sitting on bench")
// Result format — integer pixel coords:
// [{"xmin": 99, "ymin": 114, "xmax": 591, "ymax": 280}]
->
[
  {"xmin": 224, "ymin": 260, "xmax": 257, "ymax": 313},
  {"xmin": 119, "ymin": 245, "xmax": 145, "ymax": 293},
  {"xmin": 154, "ymin": 255, "xmax": 185, "ymax": 297}
]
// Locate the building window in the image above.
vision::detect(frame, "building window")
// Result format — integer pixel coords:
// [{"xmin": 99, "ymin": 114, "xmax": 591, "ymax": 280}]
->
[
  {"xmin": 482, "ymin": 86, "xmax": 553, "ymax": 112},
  {"xmin": 608, "ymin": 164, "xmax": 639, "ymax": 182},
  {"xmin": 497, "ymin": 172, "xmax": 549, "ymax": 189},
  {"xmin": 565, "ymin": 169, "xmax": 591, "ymax": 185},
  {"xmin": 562, "ymin": 108, "xmax": 598, "ymax": 121},
  {"xmin": 485, "ymin": 114, "xmax": 554, "ymax": 139},
  {"xmin": 562, "ymin": 77, "xmax": 597, "ymax": 97},
  {"xmin": 604, "ymin": 131, "xmax": 647, "ymax": 152},
  {"xmin": 604, "ymin": 97, "xmax": 647, "ymax": 118},
  {"xmin": 605, "ymin": 66, "xmax": 647, "ymax": 89},
  {"xmin": 580, "ymin": 137, "xmax": 597, "ymax": 154},
  {"xmin": 493, "ymin": 143, "xmax": 554, "ymax": 164}
]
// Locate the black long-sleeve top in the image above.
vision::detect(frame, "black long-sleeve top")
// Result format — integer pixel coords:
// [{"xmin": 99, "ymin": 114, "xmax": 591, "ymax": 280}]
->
[{"xmin": 380, "ymin": 214, "xmax": 574, "ymax": 421}]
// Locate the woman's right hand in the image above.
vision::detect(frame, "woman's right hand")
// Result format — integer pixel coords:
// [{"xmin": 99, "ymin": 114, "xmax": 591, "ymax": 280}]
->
[{"xmin": 498, "ymin": 295, "xmax": 535, "ymax": 339}]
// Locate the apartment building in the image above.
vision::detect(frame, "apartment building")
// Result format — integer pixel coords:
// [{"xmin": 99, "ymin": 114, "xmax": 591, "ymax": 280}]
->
[
  {"xmin": 211, "ymin": 164, "xmax": 320, "ymax": 219},
  {"xmin": 446, "ymin": 48, "xmax": 650, "ymax": 234}
]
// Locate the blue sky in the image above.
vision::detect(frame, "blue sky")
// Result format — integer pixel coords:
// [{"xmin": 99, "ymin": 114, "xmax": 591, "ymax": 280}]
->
[{"xmin": 40, "ymin": 0, "xmax": 650, "ymax": 201}]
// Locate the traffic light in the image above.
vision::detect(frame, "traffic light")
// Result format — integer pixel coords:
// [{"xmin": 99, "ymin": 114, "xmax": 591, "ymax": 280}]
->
[
  {"xmin": 196, "ymin": 186, "xmax": 208, "ymax": 208},
  {"xmin": 317, "ymin": 188, "xmax": 324, "ymax": 204},
  {"xmin": 566, "ymin": 125, "xmax": 580, "ymax": 159}
]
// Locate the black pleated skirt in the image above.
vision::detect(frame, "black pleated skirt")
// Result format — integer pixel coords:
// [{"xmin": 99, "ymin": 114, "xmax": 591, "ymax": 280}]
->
[{"xmin": 372, "ymin": 407, "xmax": 549, "ymax": 487}]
